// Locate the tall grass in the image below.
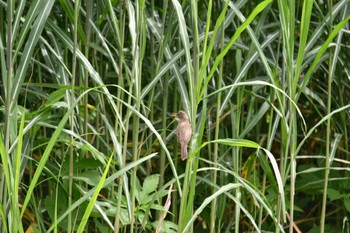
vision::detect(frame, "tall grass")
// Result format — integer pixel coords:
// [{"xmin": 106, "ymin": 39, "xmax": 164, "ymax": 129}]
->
[{"xmin": 0, "ymin": 0, "xmax": 349, "ymax": 232}]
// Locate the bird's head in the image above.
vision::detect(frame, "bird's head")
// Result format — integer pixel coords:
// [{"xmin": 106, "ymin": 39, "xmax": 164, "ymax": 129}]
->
[{"xmin": 171, "ymin": 110, "xmax": 189, "ymax": 122}]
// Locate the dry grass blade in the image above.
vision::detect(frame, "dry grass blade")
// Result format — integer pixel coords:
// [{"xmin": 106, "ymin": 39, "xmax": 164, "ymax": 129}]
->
[{"xmin": 156, "ymin": 184, "xmax": 173, "ymax": 233}]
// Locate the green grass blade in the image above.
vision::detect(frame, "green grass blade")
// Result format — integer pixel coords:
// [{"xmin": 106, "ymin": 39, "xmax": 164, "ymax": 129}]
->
[
  {"xmin": 76, "ymin": 154, "xmax": 113, "ymax": 233},
  {"xmin": 12, "ymin": 0, "xmax": 43, "ymax": 62},
  {"xmin": 261, "ymin": 148, "xmax": 286, "ymax": 222},
  {"xmin": 47, "ymin": 153, "xmax": 157, "ymax": 233},
  {"xmin": 219, "ymin": 31, "xmax": 279, "ymax": 114},
  {"xmin": 299, "ymin": 14, "xmax": 350, "ymax": 100},
  {"xmin": 208, "ymin": 80, "xmax": 306, "ymax": 128},
  {"xmin": 120, "ymin": 100, "xmax": 182, "ymax": 196},
  {"xmin": 20, "ymin": 89, "xmax": 99, "ymax": 217},
  {"xmin": 294, "ymin": 0, "xmax": 313, "ymax": 89},
  {"xmin": 45, "ymin": 21, "xmax": 125, "ymax": 131},
  {"xmin": 12, "ymin": 111, "xmax": 26, "ymax": 232},
  {"xmin": 182, "ymin": 183, "xmax": 241, "ymax": 233},
  {"xmin": 191, "ymin": 138, "xmax": 286, "ymax": 223},
  {"xmin": 0, "ymin": 201, "xmax": 8, "ymax": 233},
  {"xmin": 0, "ymin": 31, "xmax": 7, "ymax": 93},
  {"xmin": 0, "ymin": 128, "xmax": 11, "ymax": 193},
  {"xmin": 198, "ymin": 1, "xmax": 229, "ymax": 96},
  {"xmin": 304, "ymin": 1, "xmax": 346, "ymax": 53},
  {"xmin": 11, "ymin": 0, "xmax": 55, "ymax": 109},
  {"xmin": 192, "ymin": 138, "xmax": 260, "ymax": 156},
  {"xmin": 170, "ymin": 0, "xmax": 193, "ymax": 113},
  {"xmin": 296, "ymin": 104, "xmax": 350, "ymax": 155},
  {"xmin": 200, "ymin": 0, "xmax": 273, "ymax": 99},
  {"xmin": 56, "ymin": 0, "xmax": 86, "ymax": 44}
]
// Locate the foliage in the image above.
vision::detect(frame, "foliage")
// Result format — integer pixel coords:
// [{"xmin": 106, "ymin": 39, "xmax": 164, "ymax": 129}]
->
[{"xmin": 0, "ymin": 0, "xmax": 349, "ymax": 232}]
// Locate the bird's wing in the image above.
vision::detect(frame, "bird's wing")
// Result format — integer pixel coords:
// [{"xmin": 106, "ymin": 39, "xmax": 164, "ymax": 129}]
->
[{"xmin": 178, "ymin": 122, "xmax": 192, "ymax": 143}]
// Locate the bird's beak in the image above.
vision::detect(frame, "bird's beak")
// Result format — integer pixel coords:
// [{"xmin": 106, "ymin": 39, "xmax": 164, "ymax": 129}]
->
[{"xmin": 170, "ymin": 113, "xmax": 177, "ymax": 118}]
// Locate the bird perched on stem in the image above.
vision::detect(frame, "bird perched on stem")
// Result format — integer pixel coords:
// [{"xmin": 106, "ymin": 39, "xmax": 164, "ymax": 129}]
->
[{"xmin": 171, "ymin": 110, "xmax": 192, "ymax": 160}]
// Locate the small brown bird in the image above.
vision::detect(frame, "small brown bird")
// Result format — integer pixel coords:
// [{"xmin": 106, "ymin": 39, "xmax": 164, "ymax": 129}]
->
[{"xmin": 171, "ymin": 110, "xmax": 192, "ymax": 160}]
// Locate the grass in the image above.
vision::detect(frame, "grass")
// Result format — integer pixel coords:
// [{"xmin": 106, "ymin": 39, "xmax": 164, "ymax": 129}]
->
[{"xmin": 0, "ymin": 0, "xmax": 350, "ymax": 232}]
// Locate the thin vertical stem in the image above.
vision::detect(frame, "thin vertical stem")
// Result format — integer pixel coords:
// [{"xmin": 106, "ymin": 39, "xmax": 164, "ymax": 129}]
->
[
  {"xmin": 286, "ymin": 1, "xmax": 296, "ymax": 232},
  {"xmin": 233, "ymin": 91, "xmax": 243, "ymax": 233},
  {"xmin": 83, "ymin": 0, "xmax": 92, "ymax": 155},
  {"xmin": 4, "ymin": 0, "xmax": 13, "ymax": 157},
  {"xmin": 320, "ymin": 1, "xmax": 333, "ymax": 232},
  {"xmin": 114, "ymin": 0, "xmax": 126, "ymax": 232},
  {"xmin": 157, "ymin": 1, "xmax": 170, "ymax": 218},
  {"xmin": 159, "ymin": 80, "xmax": 168, "ymax": 193},
  {"xmin": 68, "ymin": 0, "xmax": 80, "ymax": 232},
  {"xmin": 130, "ymin": 1, "xmax": 144, "ymax": 232},
  {"xmin": 2, "ymin": 1, "xmax": 13, "ymax": 231},
  {"xmin": 210, "ymin": 16, "xmax": 224, "ymax": 233}
]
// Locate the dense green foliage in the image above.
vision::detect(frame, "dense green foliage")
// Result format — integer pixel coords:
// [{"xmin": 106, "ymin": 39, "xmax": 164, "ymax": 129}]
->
[{"xmin": 0, "ymin": 0, "xmax": 350, "ymax": 232}]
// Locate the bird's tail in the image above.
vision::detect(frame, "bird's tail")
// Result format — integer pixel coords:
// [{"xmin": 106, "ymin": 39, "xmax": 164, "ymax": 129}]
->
[{"xmin": 181, "ymin": 144, "xmax": 188, "ymax": 160}]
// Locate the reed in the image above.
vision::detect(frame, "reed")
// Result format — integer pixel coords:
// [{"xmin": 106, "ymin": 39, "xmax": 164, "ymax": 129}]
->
[{"xmin": 0, "ymin": 0, "xmax": 349, "ymax": 232}]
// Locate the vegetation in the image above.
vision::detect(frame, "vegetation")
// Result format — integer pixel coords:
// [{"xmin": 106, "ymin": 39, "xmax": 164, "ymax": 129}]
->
[{"xmin": 0, "ymin": 0, "xmax": 350, "ymax": 232}]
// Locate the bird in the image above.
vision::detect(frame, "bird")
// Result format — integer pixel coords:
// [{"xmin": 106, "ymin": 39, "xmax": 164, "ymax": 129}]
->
[{"xmin": 171, "ymin": 111, "xmax": 192, "ymax": 160}]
